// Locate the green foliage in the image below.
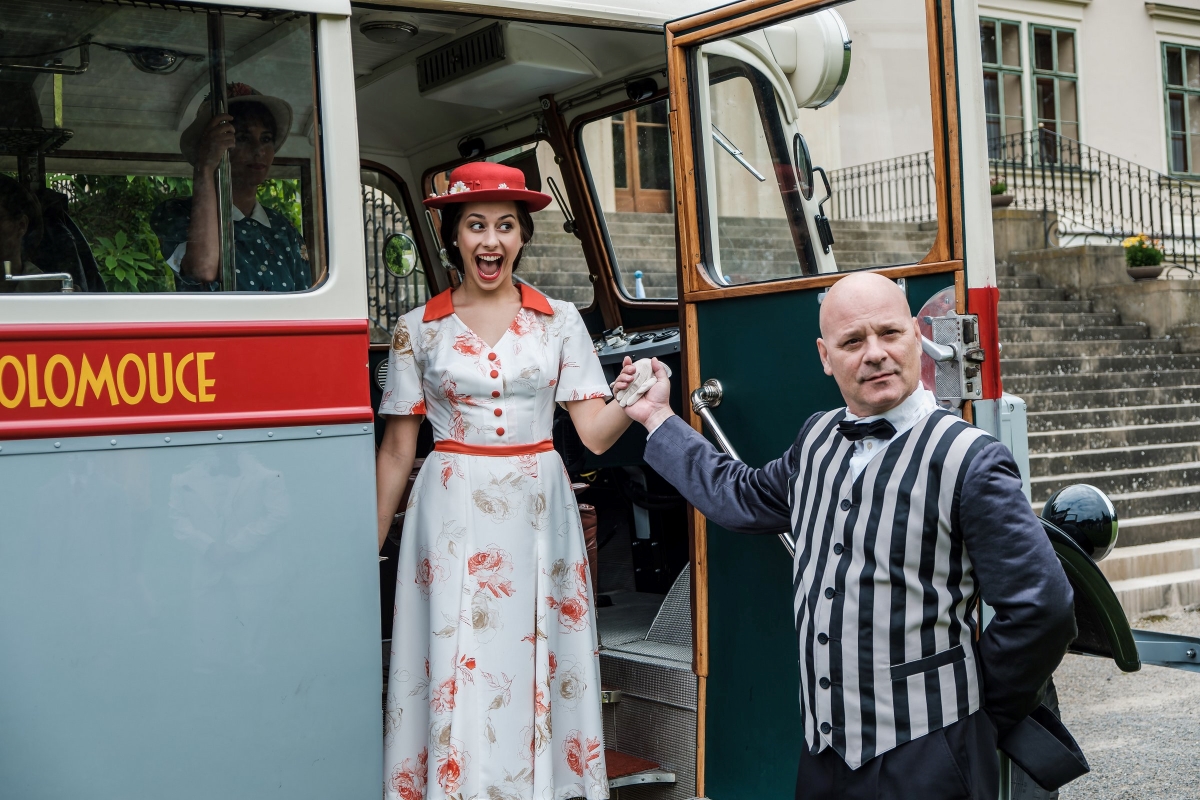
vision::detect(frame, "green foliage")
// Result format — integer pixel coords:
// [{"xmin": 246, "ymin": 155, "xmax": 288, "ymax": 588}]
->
[
  {"xmin": 1124, "ymin": 237, "xmax": 1165, "ymax": 267},
  {"xmin": 52, "ymin": 174, "xmax": 184, "ymax": 292},
  {"xmin": 257, "ymin": 179, "xmax": 303, "ymax": 234},
  {"xmin": 990, "ymin": 180, "xmax": 1008, "ymax": 196}
]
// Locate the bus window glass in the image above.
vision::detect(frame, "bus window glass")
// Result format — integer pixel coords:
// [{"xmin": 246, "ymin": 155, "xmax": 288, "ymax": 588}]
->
[
  {"xmin": 579, "ymin": 97, "xmax": 679, "ymax": 300},
  {"xmin": 362, "ymin": 169, "xmax": 428, "ymax": 343},
  {"xmin": 431, "ymin": 141, "xmax": 593, "ymax": 309},
  {"xmin": 0, "ymin": 1, "xmax": 322, "ymax": 295},
  {"xmin": 691, "ymin": 0, "xmax": 939, "ymax": 285}
]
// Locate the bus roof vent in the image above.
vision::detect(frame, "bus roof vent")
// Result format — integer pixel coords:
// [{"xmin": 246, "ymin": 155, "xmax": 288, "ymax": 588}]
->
[{"xmin": 417, "ymin": 23, "xmax": 506, "ymax": 94}]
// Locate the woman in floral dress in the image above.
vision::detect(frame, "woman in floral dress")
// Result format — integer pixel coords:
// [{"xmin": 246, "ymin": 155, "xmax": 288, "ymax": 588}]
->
[{"xmin": 376, "ymin": 162, "xmax": 635, "ymax": 800}]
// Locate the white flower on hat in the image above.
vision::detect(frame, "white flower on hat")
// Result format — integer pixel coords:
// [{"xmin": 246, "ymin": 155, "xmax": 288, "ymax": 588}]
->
[
  {"xmin": 497, "ymin": 183, "xmax": 509, "ymax": 189},
  {"xmin": 448, "ymin": 181, "xmax": 470, "ymax": 194}
]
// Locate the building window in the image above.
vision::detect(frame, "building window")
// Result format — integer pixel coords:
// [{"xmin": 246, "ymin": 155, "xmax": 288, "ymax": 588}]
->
[
  {"xmin": 1031, "ymin": 25, "xmax": 1079, "ymax": 141},
  {"xmin": 1163, "ymin": 44, "xmax": 1200, "ymax": 174},
  {"xmin": 981, "ymin": 17, "xmax": 1024, "ymax": 157}
]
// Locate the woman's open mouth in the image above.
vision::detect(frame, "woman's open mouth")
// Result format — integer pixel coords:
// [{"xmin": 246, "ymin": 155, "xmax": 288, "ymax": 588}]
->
[{"xmin": 475, "ymin": 253, "xmax": 504, "ymax": 282}]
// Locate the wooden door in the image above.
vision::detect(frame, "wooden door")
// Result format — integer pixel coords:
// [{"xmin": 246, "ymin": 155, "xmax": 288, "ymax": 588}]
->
[{"xmin": 612, "ymin": 100, "xmax": 673, "ymax": 213}]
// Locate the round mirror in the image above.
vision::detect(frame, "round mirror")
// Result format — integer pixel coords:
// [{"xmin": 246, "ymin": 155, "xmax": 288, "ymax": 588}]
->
[
  {"xmin": 793, "ymin": 133, "xmax": 814, "ymax": 201},
  {"xmin": 1041, "ymin": 484, "xmax": 1119, "ymax": 561},
  {"xmin": 383, "ymin": 232, "xmax": 419, "ymax": 278}
]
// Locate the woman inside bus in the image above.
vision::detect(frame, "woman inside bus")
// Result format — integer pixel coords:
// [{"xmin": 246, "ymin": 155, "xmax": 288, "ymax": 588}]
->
[
  {"xmin": 0, "ymin": 174, "xmax": 50, "ymax": 293},
  {"xmin": 151, "ymin": 83, "xmax": 310, "ymax": 292},
  {"xmin": 376, "ymin": 161, "xmax": 631, "ymax": 800}
]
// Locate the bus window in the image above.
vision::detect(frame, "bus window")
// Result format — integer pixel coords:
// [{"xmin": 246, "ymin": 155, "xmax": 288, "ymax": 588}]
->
[
  {"xmin": 0, "ymin": 1, "xmax": 323, "ymax": 294},
  {"xmin": 362, "ymin": 168, "xmax": 428, "ymax": 343},
  {"xmin": 578, "ymin": 96, "xmax": 679, "ymax": 301},
  {"xmin": 691, "ymin": 0, "xmax": 940, "ymax": 286},
  {"xmin": 430, "ymin": 141, "xmax": 593, "ymax": 309}
]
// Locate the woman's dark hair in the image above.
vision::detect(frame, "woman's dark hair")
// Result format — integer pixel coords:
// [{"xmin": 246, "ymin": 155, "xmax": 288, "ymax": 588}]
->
[
  {"xmin": 438, "ymin": 200, "xmax": 535, "ymax": 273},
  {"xmin": 0, "ymin": 173, "xmax": 43, "ymax": 251},
  {"xmin": 230, "ymin": 101, "xmax": 277, "ymax": 141}
]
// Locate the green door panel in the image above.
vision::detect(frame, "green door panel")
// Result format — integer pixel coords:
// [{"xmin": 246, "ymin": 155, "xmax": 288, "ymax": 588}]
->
[{"xmin": 695, "ymin": 273, "xmax": 954, "ymax": 798}]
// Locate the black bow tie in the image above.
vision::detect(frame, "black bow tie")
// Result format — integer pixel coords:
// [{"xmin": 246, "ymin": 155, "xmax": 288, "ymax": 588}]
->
[{"xmin": 837, "ymin": 418, "xmax": 898, "ymax": 442}]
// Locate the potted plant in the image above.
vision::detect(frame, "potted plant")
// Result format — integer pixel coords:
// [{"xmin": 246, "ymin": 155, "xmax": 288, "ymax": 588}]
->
[
  {"xmin": 990, "ymin": 178, "xmax": 1014, "ymax": 208},
  {"xmin": 1122, "ymin": 233, "xmax": 1165, "ymax": 281}
]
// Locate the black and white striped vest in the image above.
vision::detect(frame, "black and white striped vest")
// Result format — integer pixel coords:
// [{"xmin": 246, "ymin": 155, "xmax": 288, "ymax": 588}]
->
[{"xmin": 789, "ymin": 407, "xmax": 995, "ymax": 769}]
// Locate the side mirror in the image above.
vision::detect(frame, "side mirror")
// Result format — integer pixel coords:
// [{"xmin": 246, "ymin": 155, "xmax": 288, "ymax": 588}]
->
[
  {"xmin": 1041, "ymin": 484, "xmax": 1119, "ymax": 561},
  {"xmin": 792, "ymin": 133, "xmax": 814, "ymax": 201},
  {"xmin": 383, "ymin": 232, "xmax": 420, "ymax": 278}
]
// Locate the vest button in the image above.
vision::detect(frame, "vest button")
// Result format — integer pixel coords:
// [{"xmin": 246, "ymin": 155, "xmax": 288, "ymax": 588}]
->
[
  {"xmin": 840, "ymin": 499, "xmax": 852, "ymax": 511},
  {"xmin": 817, "ymin": 633, "xmax": 829, "ymax": 645},
  {"xmin": 820, "ymin": 722, "xmax": 832, "ymax": 734},
  {"xmin": 494, "ymin": 408, "xmax": 503, "ymax": 417},
  {"xmin": 496, "ymin": 428, "xmax": 505, "ymax": 436},
  {"xmin": 487, "ymin": 352, "xmax": 497, "ymax": 361},
  {"xmin": 824, "ymin": 587, "xmax": 835, "ymax": 599},
  {"xmin": 820, "ymin": 677, "xmax": 831, "ymax": 690},
  {"xmin": 833, "ymin": 543, "xmax": 844, "ymax": 555},
  {"xmin": 490, "ymin": 370, "xmax": 499, "ymax": 379},
  {"xmin": 492, "ymin": 390, "xmax": 501, "ymax": 398}
]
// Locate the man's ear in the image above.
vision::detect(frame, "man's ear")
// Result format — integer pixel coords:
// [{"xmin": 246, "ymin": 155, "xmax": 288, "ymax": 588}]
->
[{"xmin": 816, "ymin": 338, "xmax": 833, "ymax": 376}]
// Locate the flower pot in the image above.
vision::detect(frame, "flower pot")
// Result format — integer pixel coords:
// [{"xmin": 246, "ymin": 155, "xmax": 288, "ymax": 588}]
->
[
  {"xmin": 1126, "ymin": 265, "xmax": 1164, "ymax": 281},
  {"xmin": 991, "ymin": 194, "xmax": 1014, "ymax": 208}
]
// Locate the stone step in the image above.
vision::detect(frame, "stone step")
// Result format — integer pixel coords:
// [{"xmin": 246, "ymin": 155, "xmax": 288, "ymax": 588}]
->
[
  {"xmin": 997, "ymin": 300, "xmax": 1095, "ymax": 314},
  {"xmin": 998, "ymin": 287, "xmax": 1066, "ymax": 302},
  {"xmin": 1002, "ymin": 339, "xmax": 1180, "ymax": 359},
  {"xmin": 1115, "ymin": 512, "xmax": 1200, "ymax": 549},
  {"xmin": 1021, "ymin": 385, "xmax": 1200, "ymax": 411},
  {"xmin": 1108, "ymin": 567, "xmax": 1200, "ymax": 616},
  {"xmin": 1003, "ymin": 353, "xmax": 1200, "ymax": 376},
  {"xmin": 1027, "ymin": 403, "xmax": 1200, "ymax": 432},
  {"xmin": 997, "ymin": 311, "xmax": 1123, "ymax": 328},
  {"xmin": 1106, "ymin": 486, "xmax": 1200, "ymax": 521},
  {"xmin": 997, "ymin": 274, "xmax": 1044, "ymax": 289},
  {"xmin": 1000, "ymin": 325, "xmax": 1150, "ymax": 343},
  {"xmin": 1029, "ymin": 421, "xmax": 1200, "ymax": 453},
  {"xmin": 1029, "ymin": 441, "xmax": 1200, "ymax": 477},
  {"xmin": 1098, "ymin": 537, "xmax": 1200, "ymax": 582},
  {"xmin": 1030, "ymin": 460, "xmax": 1200, "ymax": 502},
  {"xmin": 1008, "ymin": 369, "xmax": 1200, "ymax": 394}
]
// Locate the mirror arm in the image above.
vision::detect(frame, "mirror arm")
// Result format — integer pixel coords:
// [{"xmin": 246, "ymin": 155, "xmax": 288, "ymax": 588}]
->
[
  {"xmin": 712, "ymin": 124, "xmax": 766, "ymax": 182},
  {"xmin": 545, "ymin": 176, "xmax": 576, "ymax": 235}
]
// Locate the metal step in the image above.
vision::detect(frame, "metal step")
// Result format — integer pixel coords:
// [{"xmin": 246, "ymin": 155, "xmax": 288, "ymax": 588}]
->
[{"xmin": 606, "ymin": 750, "xmax": 677, "ymax": 789}]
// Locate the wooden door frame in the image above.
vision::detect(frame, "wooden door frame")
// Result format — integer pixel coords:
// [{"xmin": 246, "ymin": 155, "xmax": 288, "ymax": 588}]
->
[
  {"xmin": 665, "ymin": 1, "xmax": 966, "ymax": 794},
  {"xmin": 613, "ymin": 108, "xmax": 673, "ymax": 214}
]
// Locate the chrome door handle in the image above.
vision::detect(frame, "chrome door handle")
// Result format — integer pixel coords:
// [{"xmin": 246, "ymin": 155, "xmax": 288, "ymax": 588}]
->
[{"xmin": 691, "ymin": 378, "xmax": 796, "ymax": 558}]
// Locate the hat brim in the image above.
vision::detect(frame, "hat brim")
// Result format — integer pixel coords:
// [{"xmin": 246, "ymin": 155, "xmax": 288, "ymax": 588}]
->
[
  {"xmin": 424, "ymin": 188, "xmax": 553, "ymax": 213},
  {"xmin": 180, "ymin": 94, "xmax": 294, "ymax": 165}
]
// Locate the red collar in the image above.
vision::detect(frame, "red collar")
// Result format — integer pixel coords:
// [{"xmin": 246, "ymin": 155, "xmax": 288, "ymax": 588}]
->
[{"xmin": 423, "ymin": 284, "xmax": 553, "ymax": 322}]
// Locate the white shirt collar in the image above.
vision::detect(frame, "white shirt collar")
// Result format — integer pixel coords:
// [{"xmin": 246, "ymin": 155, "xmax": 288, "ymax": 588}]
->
[
  {"xmin": 843, "ymin": 386, "xmax": 939, "ymax": 433},
  {"xmin": 232, "ymin": 202, "xmax": 272, "ymax": 228}
]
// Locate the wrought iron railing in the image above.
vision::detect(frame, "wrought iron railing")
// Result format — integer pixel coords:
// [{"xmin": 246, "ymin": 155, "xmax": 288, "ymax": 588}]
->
[
  {"xmin": 827, "ymin": 151, "xmax": 937, "ymax": 224},
  {"xmin": 989, "ymin": 129, "xmax": 1199, "ymax": 275},
  {"xmin": 362, "ymin": 184, "xmax": 428, "ymax": 342}
]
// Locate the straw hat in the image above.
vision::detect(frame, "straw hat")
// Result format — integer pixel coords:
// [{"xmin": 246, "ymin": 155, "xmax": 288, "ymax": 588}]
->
[
  {"xmin": 424, "ymin": 161, "xmax": 552, "ymax": 212},
  {"xmin": 180, "ymin": 82, "xmax": 293, "ymax": 165}
]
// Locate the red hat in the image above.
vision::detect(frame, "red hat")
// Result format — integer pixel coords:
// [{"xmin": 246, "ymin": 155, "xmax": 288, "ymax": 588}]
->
[{"xmin": 424, "ymin": 161, "xmax": 552, "ymax": 212}]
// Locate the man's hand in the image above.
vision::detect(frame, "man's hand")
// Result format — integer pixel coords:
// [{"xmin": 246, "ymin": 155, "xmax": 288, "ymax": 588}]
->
[{"xmin": 613, "ymin": 356, "xmax": 674, "ymax": 432}]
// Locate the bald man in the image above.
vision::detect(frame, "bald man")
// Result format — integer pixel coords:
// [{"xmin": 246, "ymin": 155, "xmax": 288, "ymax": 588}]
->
[{"xmin": 615, "ymin": 273, "xmax": 1076, "ymax": 800}]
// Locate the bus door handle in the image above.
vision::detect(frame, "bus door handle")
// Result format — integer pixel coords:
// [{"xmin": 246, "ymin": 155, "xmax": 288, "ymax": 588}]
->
[{"xmin": 691, "ymin": 378, "xmax": 797, "ymax": 558}]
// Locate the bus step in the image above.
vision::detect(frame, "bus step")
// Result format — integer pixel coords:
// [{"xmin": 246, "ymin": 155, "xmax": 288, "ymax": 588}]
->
[
  {"xmin": 600, "ymin": 688, "xmax": 623, "ymax": 704},
  {"xmin": 605, "ymin": 750, "xmax": 676, "ymax": 789}
]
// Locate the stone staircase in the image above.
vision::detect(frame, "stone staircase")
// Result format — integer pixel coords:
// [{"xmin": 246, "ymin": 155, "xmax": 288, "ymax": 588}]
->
[
  {"xmin": 520, "ymin": 211, "xmax": 938, "ymax": 304},
  {"xmin": 996, "ymin": 261, "xmax": 1200, "ymax": 617}
]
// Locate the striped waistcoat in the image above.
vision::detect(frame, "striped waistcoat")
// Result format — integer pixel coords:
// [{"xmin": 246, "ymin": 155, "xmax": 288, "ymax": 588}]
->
[{"xmin": 789, "ymin": 407, "xmax": 995, "ymax": 769}]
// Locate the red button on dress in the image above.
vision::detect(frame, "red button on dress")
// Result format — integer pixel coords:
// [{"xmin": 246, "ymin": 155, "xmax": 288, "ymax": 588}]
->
[
  {"xmin": 494, "ymin": 408, "xmax": 503, "ymax": 417},
  {"xmin": 487, "ymin": 353, "xmax": 497, "ymax": 361},
  {"xmin": 496, "ymin": 428, "xmax": 505, "ymax": 436},
  {"xmin": 490, "ymin": 370, "xmax": 499, "ymax": 379},
  {"xmin": 491, "ymin": 390, "xmax": 501, "ymax": 398}
]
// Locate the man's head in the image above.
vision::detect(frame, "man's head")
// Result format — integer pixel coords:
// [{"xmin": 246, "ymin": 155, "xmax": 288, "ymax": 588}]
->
[{"xmin": 816, "ymin": 272, "xmax": 922, "ymax": 417}]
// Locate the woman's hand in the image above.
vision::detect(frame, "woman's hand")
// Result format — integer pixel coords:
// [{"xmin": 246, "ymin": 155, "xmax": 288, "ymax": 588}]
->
[
  {"xmin": 194, "ymin": 113, "xmax": 236, "ymax": 174},
  {"xmin": 376, "ymin": 414, "xmax": 423, "ymax": 551},
  {"xmin": 622, "ymin": 357, "xmax": 674, "ymax": 432}
]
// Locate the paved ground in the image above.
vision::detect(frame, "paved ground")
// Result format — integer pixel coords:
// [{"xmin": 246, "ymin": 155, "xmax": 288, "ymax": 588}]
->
[{"xmin": 1058, "ymin": 606, "xmax": 1200, "ymax": 799}]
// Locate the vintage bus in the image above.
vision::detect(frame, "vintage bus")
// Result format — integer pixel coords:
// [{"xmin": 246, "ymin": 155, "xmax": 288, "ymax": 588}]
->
[{"xmin": 2, "ymin": 0, "xmax": 1197, "ymax": 798}]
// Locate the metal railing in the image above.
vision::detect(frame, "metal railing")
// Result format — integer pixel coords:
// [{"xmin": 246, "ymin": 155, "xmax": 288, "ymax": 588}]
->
[
  {"xmin": 989, "ymin": 129, "xmax": 1199, "ymax": 275},
  {"xmin": 362, "ymin": 184, "xmax": 428, "ymax": 342},
  {"xmin": 827, "ymin": 151, "xmax": 937, "ymax": 224}
]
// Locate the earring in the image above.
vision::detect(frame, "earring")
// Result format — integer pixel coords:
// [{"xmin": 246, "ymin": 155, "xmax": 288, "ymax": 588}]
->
[{"xmin": 452, "ymin": 241, "xmax": 458, "ymax": 246}]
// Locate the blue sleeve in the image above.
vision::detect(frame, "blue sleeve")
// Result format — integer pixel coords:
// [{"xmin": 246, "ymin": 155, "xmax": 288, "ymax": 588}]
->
[
  {"xmin": 957, "ymin": 440, "xmax": 1077, "ymax": 735},
  {"xmin": 643, "ymin": 414, "xmax": 816, "ymax": 534}
]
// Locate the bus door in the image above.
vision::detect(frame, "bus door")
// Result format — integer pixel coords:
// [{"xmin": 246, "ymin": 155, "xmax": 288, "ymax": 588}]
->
[{"xmin": 663, "ymin": 0, "xmax": 963, "ymax": 796}]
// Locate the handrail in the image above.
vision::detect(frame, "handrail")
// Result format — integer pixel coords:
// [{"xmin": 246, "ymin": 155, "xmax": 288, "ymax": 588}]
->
[{"xmin": 690, "ymin": 379, "xmax": 797, "ymax": 558}]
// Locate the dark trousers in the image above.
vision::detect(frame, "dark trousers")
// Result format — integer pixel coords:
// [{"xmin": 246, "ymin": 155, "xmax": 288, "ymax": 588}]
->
[{"xmin": 795, "ymin": 711, "xmax": 999, "ymax": 800}]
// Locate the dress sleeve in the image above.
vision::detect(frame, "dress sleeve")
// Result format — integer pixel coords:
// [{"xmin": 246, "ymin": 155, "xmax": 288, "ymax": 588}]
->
[
  {"xmin": 554, "ymin": 303, "xmax": 612, "ymax": 402},
  {"xmin": 378, "ymin": 315, "xmax": 427, "ymax": 416}
]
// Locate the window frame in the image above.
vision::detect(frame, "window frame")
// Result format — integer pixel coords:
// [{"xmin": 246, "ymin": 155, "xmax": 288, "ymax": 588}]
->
[
  {"xmin": 1161, "ymin": 42, "xmax": 1200, "ymax": 177},
  {"xmin": 1029, "ymin": 23, "xmax": 1080, "ymax": 142},
  {"xmin": 980, "ymin": 16, "xmax": 1025, "ymax": 156}
]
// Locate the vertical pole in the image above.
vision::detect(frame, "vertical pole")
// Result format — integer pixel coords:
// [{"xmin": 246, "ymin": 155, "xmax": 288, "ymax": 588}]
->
[{"xmin": 207, "ymin": 11, "xmax": 236, "ymax": 292}]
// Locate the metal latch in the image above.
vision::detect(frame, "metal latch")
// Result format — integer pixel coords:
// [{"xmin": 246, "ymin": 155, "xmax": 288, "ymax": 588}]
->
[{"xmin": 921, "ymin": 311, "xmax": 985, "ymax": 402}]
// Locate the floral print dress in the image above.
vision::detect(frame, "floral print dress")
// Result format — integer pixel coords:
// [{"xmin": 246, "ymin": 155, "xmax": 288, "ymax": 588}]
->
[{"xmin": 380, "ymin": 286, "xmax": 611, "ymax": 800}]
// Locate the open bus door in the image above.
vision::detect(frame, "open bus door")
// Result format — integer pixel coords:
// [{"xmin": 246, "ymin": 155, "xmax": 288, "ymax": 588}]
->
[{"xmin": 662, "ymin": 1, "xmax": 966, "ymax": 796}]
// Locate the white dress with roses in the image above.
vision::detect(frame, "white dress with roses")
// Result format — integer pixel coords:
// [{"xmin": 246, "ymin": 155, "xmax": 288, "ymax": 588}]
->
[{"xmin": 380, "ymin": 287, "xmax": 611, "ymax": 800}]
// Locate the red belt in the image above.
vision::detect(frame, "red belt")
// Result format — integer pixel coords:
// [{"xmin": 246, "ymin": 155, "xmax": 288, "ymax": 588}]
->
[{"xmin": 433, "ymin": 439, "xmax": 554, "ymax": 457}]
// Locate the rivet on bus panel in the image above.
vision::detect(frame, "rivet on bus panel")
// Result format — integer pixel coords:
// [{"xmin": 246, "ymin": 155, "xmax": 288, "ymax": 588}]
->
[
  {"xmin": 217, "ymin": 434, "xmax": 223, "ymax": 440},
  {"xmin": 164, "ymin": 437, "xmax": 171, "ymax": 443}
]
